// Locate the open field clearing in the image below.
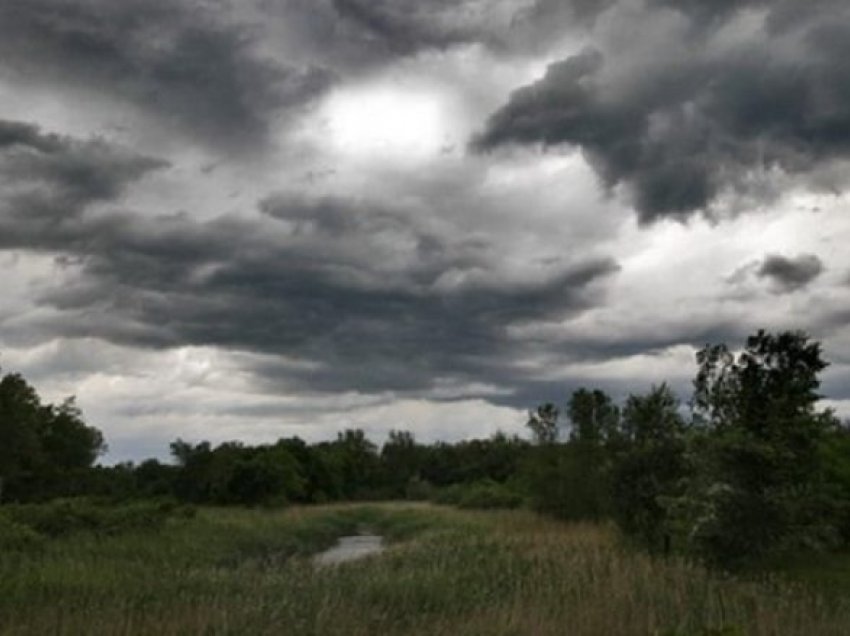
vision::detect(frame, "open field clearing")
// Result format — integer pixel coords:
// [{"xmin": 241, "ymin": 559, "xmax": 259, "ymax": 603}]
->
[{"xmin": 1, "ymin": 503, "xmax": 849, "ymax": 635}]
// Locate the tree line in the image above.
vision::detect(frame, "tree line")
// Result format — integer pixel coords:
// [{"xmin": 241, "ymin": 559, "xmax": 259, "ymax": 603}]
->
[
  {"xmin": 2, "ymin": 329, "xmax": 850, "ymax": 568},
  {"xmin": 524, "ymin": 330, "xmax": 850, "ymax": 567}
]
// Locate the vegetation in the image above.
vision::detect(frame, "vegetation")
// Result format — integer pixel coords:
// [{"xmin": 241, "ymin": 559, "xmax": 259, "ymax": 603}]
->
[
  {"xmin": 0, "ymin": 373, "xmax": 105, "ymax": 502},
  {"xmin": 2, "ymin": 328, "xmax": 850, "ymax": 632},
  {"xmin": 1, "ymin": 503, "xmax": 848, "ymax": 635},
  {"xmin": 519, "ymin": 330, "xmax": 849, "ymax": 570}
]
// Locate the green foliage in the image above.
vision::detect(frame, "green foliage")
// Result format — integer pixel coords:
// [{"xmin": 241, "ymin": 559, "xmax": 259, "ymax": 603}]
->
[
  {"xmin": 4, "ymin": 329, "xmax": 849, "ymax": 580},
  {"xmin": 520, "ymin": 388, "xmax": 619, "ymax": 521},
  {"xmin": 380, "ymin": 430, "xmax": 424, "ymax": 497},
  {"xmin": 0, "ymin": 499, "xmax": 191, "ymax": 540},
  {"xmin": 526, "ymin": 403, "xmax": 559, "ymax": 444},
  {"xmin": 568, "ymin": 388, "xmax": 620, "ymax": 444},
  {"xmin": 170, "ymin": 439, "xmax": 305, "ymax": 505},
  {"xmin": 682, "ymin": 330, "xmax": 840, "ymax": 567},
  {"xmin": 0, "ymin": 372, "xmax": 105, "ymax": 502},
  {"xmin": 0, "ymin": 505, "xmax": 846, "ymax": 635},
  {"xmin": 277, "ymin": 437, "xmax": 343, "ymax": 503},
  {"xmin": 419, "ymin": 434, "xmax": 530, "ymax": 487},
  {"xmin": 404, "ymin": 476, "xmax": 434, "ymax": 501},
  {"xmin": 522, "ymin": 441, "xmax": 611, "ymax": 520},
  {"xmin": 821, "ymin": 428, "xmax": 850, "ymax": 542},
  {"xmin": 432, "ymin": 479, "xmax": 524, "ymax": 510},
  {"xmin": 610, "ymin": 384, "xmax": 688, "ymax": 553},
  {"xmin": 0, "ymin": 514, "xmax": 44, "ymax": 551},
  {"xmin": 320, "ymin": 428, "xmax": 382, "ymax": 500}
]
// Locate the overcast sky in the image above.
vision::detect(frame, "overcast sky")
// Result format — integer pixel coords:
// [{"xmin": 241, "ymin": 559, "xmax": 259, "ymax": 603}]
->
[{"xmin": 2, "ymin": 0, "xmax": 850, "ymax": 462}]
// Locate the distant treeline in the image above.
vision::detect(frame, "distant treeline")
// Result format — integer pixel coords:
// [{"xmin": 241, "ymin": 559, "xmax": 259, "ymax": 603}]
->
[
  {"xmin": 0, "ymin": 374, "xmax": 532, "ymax": 507},
  {"xmin": 3, "ymin": 329, "xmax": 850, "ymax": 568}
]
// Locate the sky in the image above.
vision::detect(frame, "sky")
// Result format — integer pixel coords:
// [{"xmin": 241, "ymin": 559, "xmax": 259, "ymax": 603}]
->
[{"xmin": 2, "ymin": 0, "xmax": 850, "ymax": 463}]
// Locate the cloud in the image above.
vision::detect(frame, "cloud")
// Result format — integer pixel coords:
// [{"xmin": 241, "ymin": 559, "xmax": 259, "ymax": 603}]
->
[
  {"xmin": 0, "ymin": 119, "xmax": 166, "ymax": 238},
  {"xmin": 0, "ymin": 0, "xmax": 334, "ymax": 150},
  {"xmin": 30, "ymin": 195, "xmax": 617, "ymax": 395},
  {"xmin": 0, "ymin": 122, "xmax": 620, "ymax": 400},
  {"xmin": 328, "ymin": 0, "xmax": 497, "ymax": 55},
  {"xmin": 259, "ymin": 0, "xmax": 605, "ymax": 73},
  {"xmin": 757, "ymin": 253, "xmax": 825, "ymax": 293},
  {"xmin": 473, "ymin": 0, "xmax": 850, "ymax": 222}
]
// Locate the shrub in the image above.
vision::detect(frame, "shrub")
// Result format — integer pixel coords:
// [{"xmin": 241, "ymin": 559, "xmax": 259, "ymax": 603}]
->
[
  {"xmin": 1, "ymin": 499, "xmax": 191, "ymax": 539},
  {"xmin": 432, "ymin": 480, "xmax": 524, "ymax": 510},
  {"xmin": 0, "ymin": 514, "xmax": 44, "ymax": 551}
]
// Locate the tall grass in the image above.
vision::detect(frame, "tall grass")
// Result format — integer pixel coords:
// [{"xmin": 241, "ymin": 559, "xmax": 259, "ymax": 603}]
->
[{"xmin": 0, "ymin": 503, "xmax": 847, "ymax": 635}]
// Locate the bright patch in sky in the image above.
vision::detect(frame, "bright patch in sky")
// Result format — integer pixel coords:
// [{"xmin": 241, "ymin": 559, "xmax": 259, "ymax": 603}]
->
[{"xmin": 323, "ymin": 85, "xmax": 446, "ymax": 161}]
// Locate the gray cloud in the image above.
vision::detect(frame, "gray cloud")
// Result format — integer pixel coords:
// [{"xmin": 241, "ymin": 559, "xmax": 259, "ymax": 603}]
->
[
  {"xmin": 258, "ymin": 0, "xmax": 523, "ymax": 72},
  {"xmin": 757, "ymin": 253, "xmax": 825, "ymax": 293},
  {"xmin": 328, "ymin": 0, "xmax": 494, "ymax": 55},
  {"xmin": 0, "ymin": 121, "xmax": 620, "ymax": 400},
  {"xmin": 39, "ymin": 205, "xmax": 618, "ymax": 396},
  {"xmin": 473, "ymin": 0, "xmax": 850, "ymax": 222},
  {"xmin": 0, "ymin": 119, "xmax": 166, "ymax": 232},
  {"xmin": 0, "ymin": 0, "xmax": 334, "ymax": 150}
]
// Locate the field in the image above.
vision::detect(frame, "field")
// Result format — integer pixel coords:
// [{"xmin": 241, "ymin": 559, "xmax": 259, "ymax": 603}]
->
[{"xmin": 1, "ymin": 502, "xmax": 848, "ymax": 635}]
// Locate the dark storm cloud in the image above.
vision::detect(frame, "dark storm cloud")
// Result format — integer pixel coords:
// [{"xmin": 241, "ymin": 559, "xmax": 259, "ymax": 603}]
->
[
  {"xmin": 267, "ymin": 0, "xmax": 623, "ymax": 69},
  {"xmin": 510, "ymin": 0, "xmax": 617, "ymax": 46},
  {"xmin": 0, "ymin": 0, "xmax": 333, "ymax": 150},
  {"xmin": 0, "ymin": 121, "xmax": 620, "ymax": 398},
  {"xmin": 328, "ymin": 0, "xmax": 491, "ymax": 54},
  {"xmin": 473, "ymin": 0, "xmax": 850, "ymax": 222},
  {"xmin": 260, "ymin": 0, "xmax": 518, "ymax": 71},
  {"xmin": 757, "ymin": 253, "xmax": 825, "ymax": 293},
  {"xmin": 0, "ymin": 119, "xmax": 166, "ymax": 226},
  {"xmin": 40, "ymin": 204, "xmax": 617, "ymax": 395}
]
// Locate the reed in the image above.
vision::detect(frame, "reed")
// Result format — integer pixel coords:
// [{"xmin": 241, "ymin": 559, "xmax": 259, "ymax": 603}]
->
[{"xmin": 1, "ymin": 503, "xmax": 846, "ymax": 635}]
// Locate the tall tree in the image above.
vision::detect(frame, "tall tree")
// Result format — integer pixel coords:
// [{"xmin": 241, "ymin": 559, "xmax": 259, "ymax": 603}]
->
[
  {"xmin": 0, "ymin": 371, "xmax": 105, "ymax": 501},
  {"xmin": 527, "ymin": 403, "xmax": 560, "ymax": 445},
  {"xmin": 380, "ymin": 430, "xmax": 422, "ymax": 496},
  {"xmin": 611, "ymin": 384, "xmax": 687, "ymax": 552},
  {"xmin": 687, "ymin": 330, "xmax": 839, "ymax": 565},
  {"xmin": 567, "ymin": 388, "xmax": 620, "ymax": 445},
  {"xmin": 0, "ymin": 372, "xmax": 43, "ymax": 500}
]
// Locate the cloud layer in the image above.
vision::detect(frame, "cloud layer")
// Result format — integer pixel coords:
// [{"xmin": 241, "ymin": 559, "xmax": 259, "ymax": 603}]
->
[
  {"xmin": 0, "ymin": 0, "xmax": 334, "ymax": 149},
  {"xmin": 475, "ymin": 0, "xmax": 850, "ymax": 222},
  {"xmin": 0, "ymin": 121, "xmax": 619, "ymax": 399},
  {"xmin": 2, "ymin": 0, "xmax": 850, "ymax": 459}
]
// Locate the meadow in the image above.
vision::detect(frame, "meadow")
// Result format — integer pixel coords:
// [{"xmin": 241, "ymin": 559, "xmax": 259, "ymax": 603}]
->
[{"xmin": 1, "ymin": 502, "xmax": 849, "ymax": 635}]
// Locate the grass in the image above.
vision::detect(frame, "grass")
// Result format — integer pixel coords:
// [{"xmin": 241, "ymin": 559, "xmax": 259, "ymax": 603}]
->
[
  {"xmin": 1, "ymin": 502, "xmax": 849, "ymax": 635},
  {"xmin": 767, "ymin": 550, "xmax": 850, "ymax": 600}
]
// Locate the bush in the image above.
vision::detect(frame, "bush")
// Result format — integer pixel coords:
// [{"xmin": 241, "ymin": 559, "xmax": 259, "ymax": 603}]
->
[
  {"xmin": 1, "ymin": 499, "xmax": 192, "ymax": 539},
  {"xmin": 0, "ymin": 514, "xmax": 44, "ymax": 551},
  {"xmin": 432, "ymin": 480, "xmax": 524, "ymax": 510},
  {"xmin": 404, "ymin": 476, "xmax": 434, "ymax": 501}
]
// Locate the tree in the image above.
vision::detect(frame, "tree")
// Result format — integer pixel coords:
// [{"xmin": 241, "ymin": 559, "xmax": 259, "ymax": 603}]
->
[
  {"xmin": 333, "ymin": 429, "xmax": 380, "ymax": 499},
  {"xmin": 685, "ymin": 330, "xmax": 839, "ymax": 566},
  {"xmin": 277, "ymin": 437, "xmax": 342, "ymax": 503},
  {"xmin": 567, "ymin": 388, "xmax": 620, "ymax": 445},
  {"xmin": 170, "ymin": 439, "xmax": 215, "ymax": 503},
  {"xmin": 170, "ymin": 439, "xmax": 305, "ymax": 505},
  {"xmin": 225, "ymin": 446, "xmax": 304, "ymax": 505},
  {"xmin": 527, "ymin": 403, "xmax": 560, "ymax": 444},
  {"xmin": 0, "ymin": 371, "xmax": 105, "ymax": 501},
  {"xmin": 522, "ymin": 390, "xmax": 617, "ymax": 520},
  {"xmin": 134, "ymin": 459, "xmax": 178, "ymax": 497},
  {"xmin": 611, "ymin": 384, "xmax": 687, "ymax": 552},
  {"xmin": 380, "ymin": 430, "xmax": 422, "ymax": 497},
  {"xmin": 39, "ymin": 398, "xmax": 106, "ymax": 471},
  {"xmin": 0, "ymin": 372, "xmax": 43, "ymax": 500}
]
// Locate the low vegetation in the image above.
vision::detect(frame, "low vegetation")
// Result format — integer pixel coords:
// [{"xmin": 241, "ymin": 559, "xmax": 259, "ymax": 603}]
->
[{"xmin": 1, "ymin": 503, "xmax": 848, "ymax": 635}]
